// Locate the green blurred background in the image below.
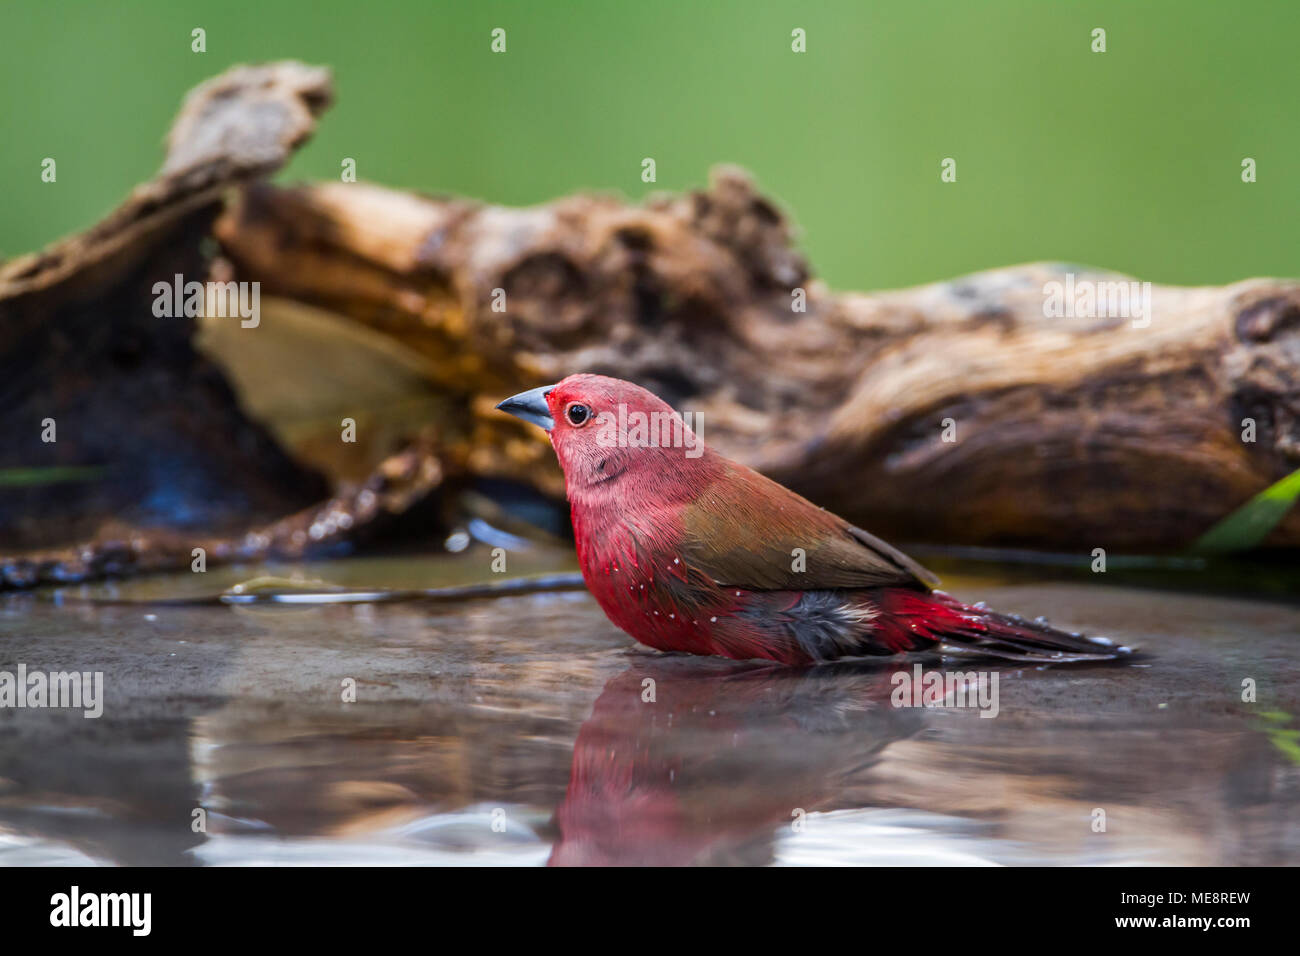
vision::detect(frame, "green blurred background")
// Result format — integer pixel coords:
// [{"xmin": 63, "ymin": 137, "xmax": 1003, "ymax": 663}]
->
[{"xmin": 2, "ymin": 0, "xmax": 1297, "ymax": 290}]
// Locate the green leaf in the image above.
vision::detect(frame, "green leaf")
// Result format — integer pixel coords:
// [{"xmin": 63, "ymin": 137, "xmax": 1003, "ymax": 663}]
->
[
  {"xmin": 1255, "ymin": 712, "xmax": 1300, "ymax": 766},
  {"xmin": 0, "ymin": 465, "xmax": 107, "ymax": 487},
  {"xmin": 1192, "ymin": 467, "xmax": 1300, "ymax": 554}
]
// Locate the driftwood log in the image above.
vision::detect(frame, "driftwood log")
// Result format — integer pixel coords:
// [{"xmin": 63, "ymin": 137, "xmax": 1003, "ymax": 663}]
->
[
  {"xmin": 217, "ymin": 174, "xmax": 1300, "ymax": 552},
  {"xmin": 1, "ymin": 60, "xmax": 1297, "ymax": 587}
]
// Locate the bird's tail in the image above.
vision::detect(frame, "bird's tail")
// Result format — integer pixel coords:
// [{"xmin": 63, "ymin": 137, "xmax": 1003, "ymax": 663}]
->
[{"xmin": 874, "ymin": 589, "xmax": 1134, "ymax": 663}]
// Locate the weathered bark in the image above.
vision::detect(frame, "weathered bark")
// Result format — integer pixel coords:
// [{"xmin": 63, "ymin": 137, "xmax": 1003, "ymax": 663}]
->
[
  {"xmin": 217, "ymin": 172, "xmax": 1300, "ymax": 552},
  {"xmin": 0, "ymin": 440, "xmax": 443, "ymax": 588},
  {"xmin": 0, "ymin": 62, "xmax": 336, "ymax": 562},
  {"xmin": 3, "ymin": 60, "xmax": 1297, "ymax": 589}
]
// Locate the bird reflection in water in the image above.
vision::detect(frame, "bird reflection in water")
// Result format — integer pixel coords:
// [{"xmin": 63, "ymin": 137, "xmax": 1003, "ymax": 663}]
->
[{"xmin": 548, "ymin": 655, "xmax": 926, "ymax": 866}]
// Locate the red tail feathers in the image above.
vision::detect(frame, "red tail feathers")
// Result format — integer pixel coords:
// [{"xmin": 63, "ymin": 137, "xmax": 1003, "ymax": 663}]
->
[{"xmin": 874, "ymin": 590, "xmax": 1132, "ymax": 662}]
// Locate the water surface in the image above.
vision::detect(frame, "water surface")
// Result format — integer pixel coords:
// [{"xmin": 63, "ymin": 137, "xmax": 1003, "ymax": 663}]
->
[{"xmin": 1, "ymin": 548, "xmax": 1297, "ymax": 866}]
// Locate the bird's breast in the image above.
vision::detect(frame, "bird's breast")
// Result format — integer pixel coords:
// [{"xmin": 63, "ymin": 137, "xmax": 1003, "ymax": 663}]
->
[{"xmin": 572, "ymin": 506, "xmax": 723, "ymax": 654}]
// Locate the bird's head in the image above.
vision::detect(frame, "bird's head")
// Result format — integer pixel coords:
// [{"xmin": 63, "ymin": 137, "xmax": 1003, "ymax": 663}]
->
[{"xmin": 496, "ymin": 374, "xmax": 713, "ymax": 498}]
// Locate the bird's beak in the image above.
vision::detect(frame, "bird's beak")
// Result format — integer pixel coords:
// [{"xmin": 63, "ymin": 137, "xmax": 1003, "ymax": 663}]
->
[{"xmin": 495, "ymin": 385, "xmax": 557, "ymax": 431}]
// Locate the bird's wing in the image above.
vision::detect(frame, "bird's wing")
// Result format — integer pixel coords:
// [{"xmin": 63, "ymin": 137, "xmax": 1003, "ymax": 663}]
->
[{"xmin": 679, "ymin": 462, "xmax": 939, "ymax": 592}]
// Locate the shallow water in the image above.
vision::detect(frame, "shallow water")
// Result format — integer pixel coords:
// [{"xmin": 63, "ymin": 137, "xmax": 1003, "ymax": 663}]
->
[{"xmin": 1, "ymin": 546, "xmax": 1298, "ymax": 866}]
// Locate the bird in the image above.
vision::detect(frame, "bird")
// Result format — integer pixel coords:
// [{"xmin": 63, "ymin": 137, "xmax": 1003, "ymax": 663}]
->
[{"xmin": 497, "ymin": 374, "xmax": 1131, "ymax": 666}]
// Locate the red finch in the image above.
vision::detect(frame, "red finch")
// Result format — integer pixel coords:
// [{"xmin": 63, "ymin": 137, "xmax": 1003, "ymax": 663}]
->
[{"xmin": 498, "ymin": 374, "xmax": 1130, "ymax": 666}]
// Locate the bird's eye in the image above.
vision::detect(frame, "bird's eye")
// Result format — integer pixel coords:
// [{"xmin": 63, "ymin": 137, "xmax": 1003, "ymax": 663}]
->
[{"xmin": 565, "ymin": 403, "xmax": 591, "ymax": 426}]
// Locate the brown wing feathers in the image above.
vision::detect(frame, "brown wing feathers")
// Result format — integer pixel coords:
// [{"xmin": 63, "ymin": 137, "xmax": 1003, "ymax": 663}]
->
[{"xmin": 680, "ymin": 463, "xmax": 937, "ymax": 592}]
